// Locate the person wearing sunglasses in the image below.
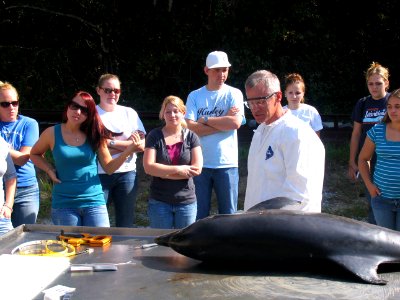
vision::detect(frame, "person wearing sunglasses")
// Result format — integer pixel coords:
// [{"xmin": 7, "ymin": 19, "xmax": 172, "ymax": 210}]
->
[
  {"xmin": 0, "ymin": 81, "xmax": 40, "ymax": 227},
  {"xmin": 95, "ymin": 74, "xmax": 146, "ymax": 228},
  {"xmin": 0, "ymin": 135, "xmax": 17, "ymax": 236},
  {"xmin": 30, "ymin": 91, "xmax": 143, "ymax": 227},
  {"xmin": 243, "ymin": 70, "xmax": 325, "ymax": 213}
]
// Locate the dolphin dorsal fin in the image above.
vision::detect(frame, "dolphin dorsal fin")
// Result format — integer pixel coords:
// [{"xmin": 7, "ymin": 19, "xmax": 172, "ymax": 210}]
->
[
  {"xmin": 328, "ymin": 254, "xmax": 387, "ymax": 285},
  {"xmin": 247, "ymin": 198, "xmax": 299, "ymax": 211}
]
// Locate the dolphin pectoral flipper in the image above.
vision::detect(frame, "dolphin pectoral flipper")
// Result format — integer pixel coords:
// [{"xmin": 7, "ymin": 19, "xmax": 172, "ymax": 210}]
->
[{"xmin": 328, "ymin": 255, "xmax": 387, "ymax": 285}]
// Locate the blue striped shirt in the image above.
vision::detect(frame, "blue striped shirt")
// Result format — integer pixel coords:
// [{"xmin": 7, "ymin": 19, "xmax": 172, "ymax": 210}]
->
[{"xmin": 368, "ymin": 123, "xmax": 400, "ymax": 199}]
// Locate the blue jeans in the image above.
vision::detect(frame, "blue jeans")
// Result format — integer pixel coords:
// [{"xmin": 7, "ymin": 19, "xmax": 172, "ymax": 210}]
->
[
  {"xmin": 147, "ymin": 198, "xmax": 197, "ymax": 229},
  {"xmin": 99, "ymin": 171, "xmax": 138, "ymax": 228},
  {"xmin": 194, "ymin": 167, "xmax": 238, "ymax": 220},
  {"xmin": 51, "ymin": 205, "xmax": 110, "ymax": 227},
  {"xmin": 0, "ymin": 217, "xmax": 13, "ymax": 236},
  {"xmin": 12, "ymin": 183, "xmax": 40, "ymax": 227},
  {"xmin": 371, "ymin": 195, "xmax": 400, "ymax": 231}
]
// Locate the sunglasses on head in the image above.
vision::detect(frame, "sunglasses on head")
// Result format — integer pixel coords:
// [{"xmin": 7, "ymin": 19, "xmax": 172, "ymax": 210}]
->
[
  {"xmin": 0, "ymin": 101, "xmax": 19, "ymax": 108},
  {"xmin": 68, "ymin": 101, "xmax": 89, "ymax": 115},
  {"xmin": 100, "ymin": 87, "xmax": 121, "ymax": 94}
]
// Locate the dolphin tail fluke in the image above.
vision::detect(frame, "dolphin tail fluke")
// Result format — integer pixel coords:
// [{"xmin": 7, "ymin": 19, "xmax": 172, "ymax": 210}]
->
[{"xmin": 329, "ymin": 255, "xmax": 387, "ymax": 285}]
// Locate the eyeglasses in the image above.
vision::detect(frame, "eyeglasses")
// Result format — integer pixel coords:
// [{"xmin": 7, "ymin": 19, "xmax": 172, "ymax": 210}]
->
[
  {"xmin": 244, "ymin": 92, "xmax": 277, "ymax": 109},
  {"xmin": 0, "ymin": 101, "xmax": 19, "ymax": 108},
  {"xmin": 100, "ymin": 87, "xmax": 121, "ymax": 94},
  {"xmin": 68, "ymin": 101, "xmax": 88, "ymax": 115}
]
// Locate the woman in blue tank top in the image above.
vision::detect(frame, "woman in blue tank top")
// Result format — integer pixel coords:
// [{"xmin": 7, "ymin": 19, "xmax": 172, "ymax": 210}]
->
[{"xmin": 30, "ymin": 91, "xmax": 143, "ymax": 227}]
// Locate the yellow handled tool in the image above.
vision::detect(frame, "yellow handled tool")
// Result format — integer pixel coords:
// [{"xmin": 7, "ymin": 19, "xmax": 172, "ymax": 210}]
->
[{"xmin": 57, "ymin": 230, "xmax": 112, "ymax": 247}]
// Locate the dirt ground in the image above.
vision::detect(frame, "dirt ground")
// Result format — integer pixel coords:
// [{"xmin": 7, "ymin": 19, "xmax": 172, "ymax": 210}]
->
[
  {"xmin": 320, "ymin": 129, "xmax": 369, "ymax": 221},
  {"xmin": 321, "ymin": 163, "xmax": 368, "ymax": 221}
]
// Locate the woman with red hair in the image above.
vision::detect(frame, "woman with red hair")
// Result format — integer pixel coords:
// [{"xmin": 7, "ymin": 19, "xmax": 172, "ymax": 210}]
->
[{"xmin": 30, "ymin": 91, "xmax": 142, "ymax": 227}]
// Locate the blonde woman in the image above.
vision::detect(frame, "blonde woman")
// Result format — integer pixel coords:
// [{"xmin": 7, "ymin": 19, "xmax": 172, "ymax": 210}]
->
[
  {"xmin": 0, "ymin": 81, "xmax": 39, "ymax": 227},
  {"xmin": 143, "ymin": 96, "xmax": 203, "ymax": 229},
  {"xmin": 349, "ymin": 62, "xmax": 390, "ymax": 224}
]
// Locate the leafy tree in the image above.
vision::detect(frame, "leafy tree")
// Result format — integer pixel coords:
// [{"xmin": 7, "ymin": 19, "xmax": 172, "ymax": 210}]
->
[{"xmin": 1, "ymin": 0, "xmax": 400, "ymax": 114}]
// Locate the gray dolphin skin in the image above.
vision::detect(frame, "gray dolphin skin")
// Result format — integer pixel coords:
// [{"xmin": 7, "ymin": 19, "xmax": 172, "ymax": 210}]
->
[{"xmin": 155, "ymin": 201, "xmax": 400, "ymax": 285}]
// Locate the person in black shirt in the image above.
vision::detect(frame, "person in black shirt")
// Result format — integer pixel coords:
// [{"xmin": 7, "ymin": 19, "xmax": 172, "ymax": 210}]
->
[{"xmin": 349, "ymin": 62, "xmax": 390, "ymax": 224}]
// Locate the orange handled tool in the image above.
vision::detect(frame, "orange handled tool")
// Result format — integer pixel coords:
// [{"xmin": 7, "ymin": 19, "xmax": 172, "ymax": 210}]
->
[{"xmin": 57, "ymin": 230, "xmax": 112, "ymax": 247}]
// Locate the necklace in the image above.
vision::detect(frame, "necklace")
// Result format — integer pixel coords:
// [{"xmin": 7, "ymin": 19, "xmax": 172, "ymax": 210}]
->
[
  {"xmin": 68, "ymin": 133, "xmax": 81, "ymax": 143},
  {"xmin": 63, "ymin": 124, "xmax": 82, "ymax": 143}
]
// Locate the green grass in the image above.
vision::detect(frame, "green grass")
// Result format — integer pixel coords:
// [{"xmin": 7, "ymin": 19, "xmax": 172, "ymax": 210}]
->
[
  {"xmin": 324, "ymin": 142, "xmax": 349, "ymax": 165},
  {"xmin": 322, "ymin": 141, "xmax": 368, "ymax": 221},
  {"xmin": 36, "ymin": 150, "xmax": 55, "ymax": 223},
  {"xmin": 37, "ymin": 175, "xmax": 53, "ymax": 222},
  {"xmin": 334, "ymin": 205, "xmax": 368, "ymax": 221}
]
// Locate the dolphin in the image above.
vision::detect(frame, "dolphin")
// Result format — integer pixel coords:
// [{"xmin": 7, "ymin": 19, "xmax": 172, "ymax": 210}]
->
[{"xmin": 155, "ymin": 201, "xmax": 400, "ymax": 285}]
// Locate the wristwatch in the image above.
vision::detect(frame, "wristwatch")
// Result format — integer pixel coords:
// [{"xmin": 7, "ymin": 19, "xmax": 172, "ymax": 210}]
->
[
  {"xmin": 110, "ymin": 140, "xmax": 116, "ymax": 147},
  {"xmin": 203, "ymin": 116, "xmax": 209, "ymax": 124}
]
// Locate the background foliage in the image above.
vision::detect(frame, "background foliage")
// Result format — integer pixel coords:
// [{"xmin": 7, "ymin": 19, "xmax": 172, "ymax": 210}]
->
[{"xmin": 2, "ymin": 0, "xmax": 400, "ymax": 114}]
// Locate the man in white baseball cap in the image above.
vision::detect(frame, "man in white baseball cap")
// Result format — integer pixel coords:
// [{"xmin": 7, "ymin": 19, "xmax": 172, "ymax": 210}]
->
[
  {"xmin": 185, "ymin": 50, "xmax": 245, "ymax": 220},
  {"xmin": 206, "ymin": 51, "xmax": 232, "ymax": 69}
]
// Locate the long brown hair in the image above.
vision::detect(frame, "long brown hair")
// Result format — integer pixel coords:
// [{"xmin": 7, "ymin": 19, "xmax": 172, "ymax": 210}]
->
[
  {"xmin": 382, "ymin": 88, "xmax": 400, "ymax": 123},
  {"xmin": 62, "ymin": 91, "xmax": 111, "ymax": 150}
]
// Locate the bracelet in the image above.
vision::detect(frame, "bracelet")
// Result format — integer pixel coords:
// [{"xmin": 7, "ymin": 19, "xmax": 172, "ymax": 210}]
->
[{"xmin": 3, "ymin": 203, "xmax": 13, "ymax": 213}]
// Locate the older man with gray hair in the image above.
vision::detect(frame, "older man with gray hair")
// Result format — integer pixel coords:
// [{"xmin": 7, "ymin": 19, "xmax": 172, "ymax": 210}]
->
[{"xmin": 244, "ymin": 70, "xmax": 325, "ymax": 212}]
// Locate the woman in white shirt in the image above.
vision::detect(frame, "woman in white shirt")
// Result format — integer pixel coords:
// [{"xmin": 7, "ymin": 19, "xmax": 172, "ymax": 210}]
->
[
  {"xmin": 96, "ymin": 74, "xmax": 146, "ymax": 228},
  {"xmin": 283, "ymin": 73, "xmax": 323, "ymax": 137}
]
